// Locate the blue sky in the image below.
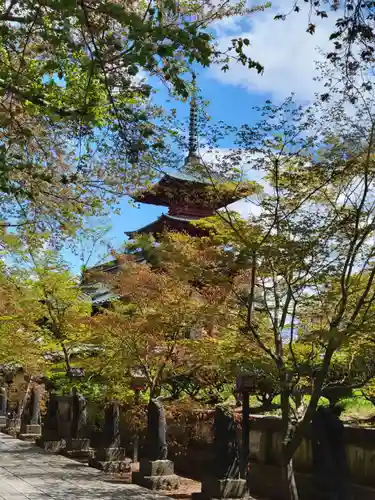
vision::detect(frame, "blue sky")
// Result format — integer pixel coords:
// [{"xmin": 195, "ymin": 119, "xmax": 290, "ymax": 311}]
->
[{"xmin": 62, "ymin": 4, "xmax": 338, "ymax": 274}]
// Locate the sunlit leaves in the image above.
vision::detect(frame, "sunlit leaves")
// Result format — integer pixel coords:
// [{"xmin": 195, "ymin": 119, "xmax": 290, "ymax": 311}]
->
[
  {"xmin": 0, "ymin": 0, "xmax": 261, "ymax": 248},
  {"xmin": 0, "ymin": 265, "xmax": 44, "ymax": 372},
  {"xmin": 91, "ymin": 233, "xmax": 239, "ymax": 399}
]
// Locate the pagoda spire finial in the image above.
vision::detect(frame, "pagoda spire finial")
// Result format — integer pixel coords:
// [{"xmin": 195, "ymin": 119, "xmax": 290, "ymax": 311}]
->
[{"xmin": 188, "ymin": 72, "xmax": 198, "ymax": 155}]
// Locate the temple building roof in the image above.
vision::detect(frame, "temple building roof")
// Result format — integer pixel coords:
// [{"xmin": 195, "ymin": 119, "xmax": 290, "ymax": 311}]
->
[{"xmin": 128, "ymin": 170, "xmax": 252, "ymax": 210}]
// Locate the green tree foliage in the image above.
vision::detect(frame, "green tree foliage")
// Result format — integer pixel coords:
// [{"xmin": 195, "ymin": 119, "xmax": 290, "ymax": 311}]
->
[
  {"xmin": 90, "ymin": 233, "xmax": 242, "ymax": 401},
  {"xmin": 0, "ymin": 0, "xmax": 268, "ymax": 247},
  {"xmin": 0, "ymin": 0, "xmax": 256, "ymax": 118},
  {"xmin": 0, "ymin": 262, "xmax": 44, "ymax": 372},
  {"xmin": 28, "ymin": 251, "xmax": 95, "ymax": 380},
  {"xmin": 182, "ymin": 87, "xmax": 375, "ymax": 499},
  {"xmin": 0, "ymin": 263, "xmax": 44, "ymax": 373}
]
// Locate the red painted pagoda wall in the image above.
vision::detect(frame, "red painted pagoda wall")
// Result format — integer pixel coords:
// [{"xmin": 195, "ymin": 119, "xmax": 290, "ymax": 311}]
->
[{"xmin": 168, "ymin": 205, "xmax": 215, "ymax": 218}]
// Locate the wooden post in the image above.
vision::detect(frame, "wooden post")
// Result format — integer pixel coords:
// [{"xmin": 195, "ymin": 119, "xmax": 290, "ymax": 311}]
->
[
  {"xmin": 236, "ymin": 374, "xmax": 254, "ymax": 488},
  {"xmin": 133, "ymin": 389, "xmax": 140, "ymax": 463},
  {"xmin": 130, "ymin": 367, "xmax": 147, "ymax": 464},
  {"xmin": 242, "ymin": 391, "xmax": 250, "ymax": 482}
]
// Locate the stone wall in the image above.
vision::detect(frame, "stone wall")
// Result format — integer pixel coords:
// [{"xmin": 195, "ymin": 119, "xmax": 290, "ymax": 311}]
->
[
  {"xmin": 248, "ymin": 416, "xmax": 375, "ymax": 482},
  {"xmin": 143, "ymin": 409, "xmax": 375, "ymax": 500},
  {"xmin": 78, "ymin": 403, "xmax": 375, "ymax": 499},
  {"xmin": 246, "ymin": 416, "xmax": 375, "ymax": 499}
]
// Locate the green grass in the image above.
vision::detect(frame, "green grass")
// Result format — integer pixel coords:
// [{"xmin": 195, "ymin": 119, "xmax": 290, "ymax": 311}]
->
[
  {"xmin": 340, "ymin": 392, "xmax": 375, "ymax": 422},
  {"xmin": 247, "ymin": 391, "xmax": 375, "ymax": 425}
]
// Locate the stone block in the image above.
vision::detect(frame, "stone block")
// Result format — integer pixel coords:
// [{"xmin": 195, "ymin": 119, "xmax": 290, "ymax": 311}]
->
[
  {"xmin": 89, "ymin": 457, "xmax": 131, "ymax": 473},
  {"xmin": 133, "ymin": 460, "xmax": 180, "ymax": 490},
  {"xmin": 65, "ymin": 438, "xmax": 90, "ymax": 451},
  {"xmin": 0, "ymin": 415, "xmax": 7, "ymax": 429},
  {"xmin": 132, "ymin": 471, "xmax": 180, "ymax": 490},
  {"xmin": 36, "ymin": 437, "xmax": 66, "ymax": 453},
  {"xmin": 19, "ymin": 434, "xmax": 40, "ymax": 442},
  {"xmin": 63, "ymin": 448, "xmax": 93, "ymax": 459},
  {"xmin": 94, "ymin": 447, "xmax": 126, "ymax": 462},
  {"xmin": 139, "ymin": 459, "xmax": 175, "ymax": 477},
  {"xmin": 192, "ymin": 495, "xmax": 253, "ymax": 500},
  {"xmin": 26, "ymin": 424, "xmax": 41, "ymax": 435},
  {"xmin": 199, "ymin": 478, "xmax": 249, "ymax": 499},
  {"xmin": 61, "ymin": 438, "xmax": 92, "ymax": 459}
]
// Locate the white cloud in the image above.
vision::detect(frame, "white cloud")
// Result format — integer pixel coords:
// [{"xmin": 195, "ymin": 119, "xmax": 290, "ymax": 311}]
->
[
  {"xmin": 227, "ymin": 197, "xmax": 262, "ymax": 217},
  {"xmin": 198, "ymin": 148, "xmax": 267, "ymax": 217},
  {"xmin": 210, "ymin": 15, "xmax": 243, "ymax": 36},
  {"xmin": 208, "ymin": 5, "xmax": 340, "ymax": 101}
]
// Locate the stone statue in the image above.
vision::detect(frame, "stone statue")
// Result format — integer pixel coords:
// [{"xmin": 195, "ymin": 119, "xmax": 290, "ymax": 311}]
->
[
  {"xmin": 312, "ymin": 405, "xmax": 350, "ymax": 500},
  {"xmin": 71, "ymin": 388, "xmax": 87, "ymax": 438},
  {"xmin": 47, "ymin": 393, "xmax": 58, "ymax": 429},
  {"xmin": 0, "ymin": 387, "xmax": 7, "ymax": 416},
  {"xmin": 43, "ymin": 392, "xmax": 58, "ymax": 434},
  {"xmin": 147, "ymin": 398, "xmax": 168, "ymax": 460},
  {"xmin": 30, "ymin": 388, "xmax": 41, "ymax": 425},
  {"xmin": 103, "ymin": 402, "xmax": 121, "ymax": 448},
  {"xmin": 20, "ymin": 393, "xmax": 32, "ymax": 432},
  {"xmin": 213, "ymin": 405, "xmax": 240, "ymax": 480}
]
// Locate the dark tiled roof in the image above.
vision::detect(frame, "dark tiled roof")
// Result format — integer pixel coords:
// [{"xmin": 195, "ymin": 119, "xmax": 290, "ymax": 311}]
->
[
  {"xmin": 125, "ymin": 213, "xmax": 205, "ymax": 239},
  {"xmin": 164, "ymin": 170, "xmax": 211, "ymax": 184}
]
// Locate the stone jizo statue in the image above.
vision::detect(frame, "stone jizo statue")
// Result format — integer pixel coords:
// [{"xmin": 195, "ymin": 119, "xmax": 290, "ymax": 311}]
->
[
  {"xmin": 30, "ymin": 388, "xmax": 41, "ymax": 425},
  {"xmin": 71, "ymin": 388, "xmax": 87, "ymax": 439}
]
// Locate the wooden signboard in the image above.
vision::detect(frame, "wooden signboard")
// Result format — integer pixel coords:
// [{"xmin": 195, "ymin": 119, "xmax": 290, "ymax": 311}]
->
[{"xmin": 236, "ymin": 374, "xmax": 256, "ymax": 393}]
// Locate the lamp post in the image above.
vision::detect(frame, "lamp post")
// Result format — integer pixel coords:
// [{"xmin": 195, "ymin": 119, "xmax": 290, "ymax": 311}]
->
[{"xmin": 130, "ymin": 367, "xmax": 147, "ymax": 463}]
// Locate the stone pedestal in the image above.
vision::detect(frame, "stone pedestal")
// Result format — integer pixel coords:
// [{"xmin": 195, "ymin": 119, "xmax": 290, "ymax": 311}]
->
[
  {"xmin": 0, "ymin": 415, "xmax": 7, "ymax": 429},
  {"xmin": 19, "ymin": 434, "xmax": 38, "ymax": 442},
  {"xmin": 89, "ymin": 446, "xmax": 131, "ymax": 473},
  {"xmin": 62, "ymin": 438, "xmax": 92, "ymax": 459},
  {"xmin": 133, "ymin": 459, "xmax": 180, "ymax": 490},
  {"xmin": 18, "ymin": 423, "xmax": 42, "ymax": 441},
  {"xmin": 192, "ymin": 478, "xmax": 250, "ymax": 499},
  {"xmin": 92, "ymin": 446, "xmax": 126, "ymax": 462},
  {"xmin": 36, "ymin": 435, "xmax": 66, "ymax": 453},
  {"xmin": 26, "ymin": 424, "xmax": 41, "ymax": 434}
]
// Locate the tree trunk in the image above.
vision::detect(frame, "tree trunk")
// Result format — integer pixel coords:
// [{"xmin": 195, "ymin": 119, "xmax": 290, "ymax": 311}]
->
[
  {"xmin": 283, "ymin": 456, "xmax": 299, "ymax": 500},
  {"xmin": 280, "ymin": 387, "xmax": 299, "ymax": 500},
  {"xmin": 149, "ymin": 385, "xmax": 161, "ymax": 400},
  {"xmin": 62, "ymin": 344, "xmax": 73, "ymax": 380},
  {"xmin": 18, "ymin": 378, "xmax": 33, "ymax": 433}
]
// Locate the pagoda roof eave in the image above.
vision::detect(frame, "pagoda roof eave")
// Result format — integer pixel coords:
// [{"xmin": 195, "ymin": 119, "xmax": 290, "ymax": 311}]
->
[
  {"xmin": 125, "ymin": 213, "xmax": 208, "ymax": 239},
  {"xmin": 128, "ymin": 171, "xmax": 216, "ymax": 207},
  {"xmin": 129, "ymin": 173, "xmax": 250, "ymax": 208}
]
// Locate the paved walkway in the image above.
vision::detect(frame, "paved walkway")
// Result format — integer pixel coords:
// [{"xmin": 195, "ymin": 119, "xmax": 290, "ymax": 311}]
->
[{"xmin": 0, "ymin": 433, "xmax": 171, "ymax": 500}]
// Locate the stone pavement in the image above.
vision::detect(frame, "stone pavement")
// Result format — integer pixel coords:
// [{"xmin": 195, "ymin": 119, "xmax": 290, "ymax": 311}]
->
[{"xmin": 0, "ymin": 433, "xmax": 171, "ymax": 500}]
